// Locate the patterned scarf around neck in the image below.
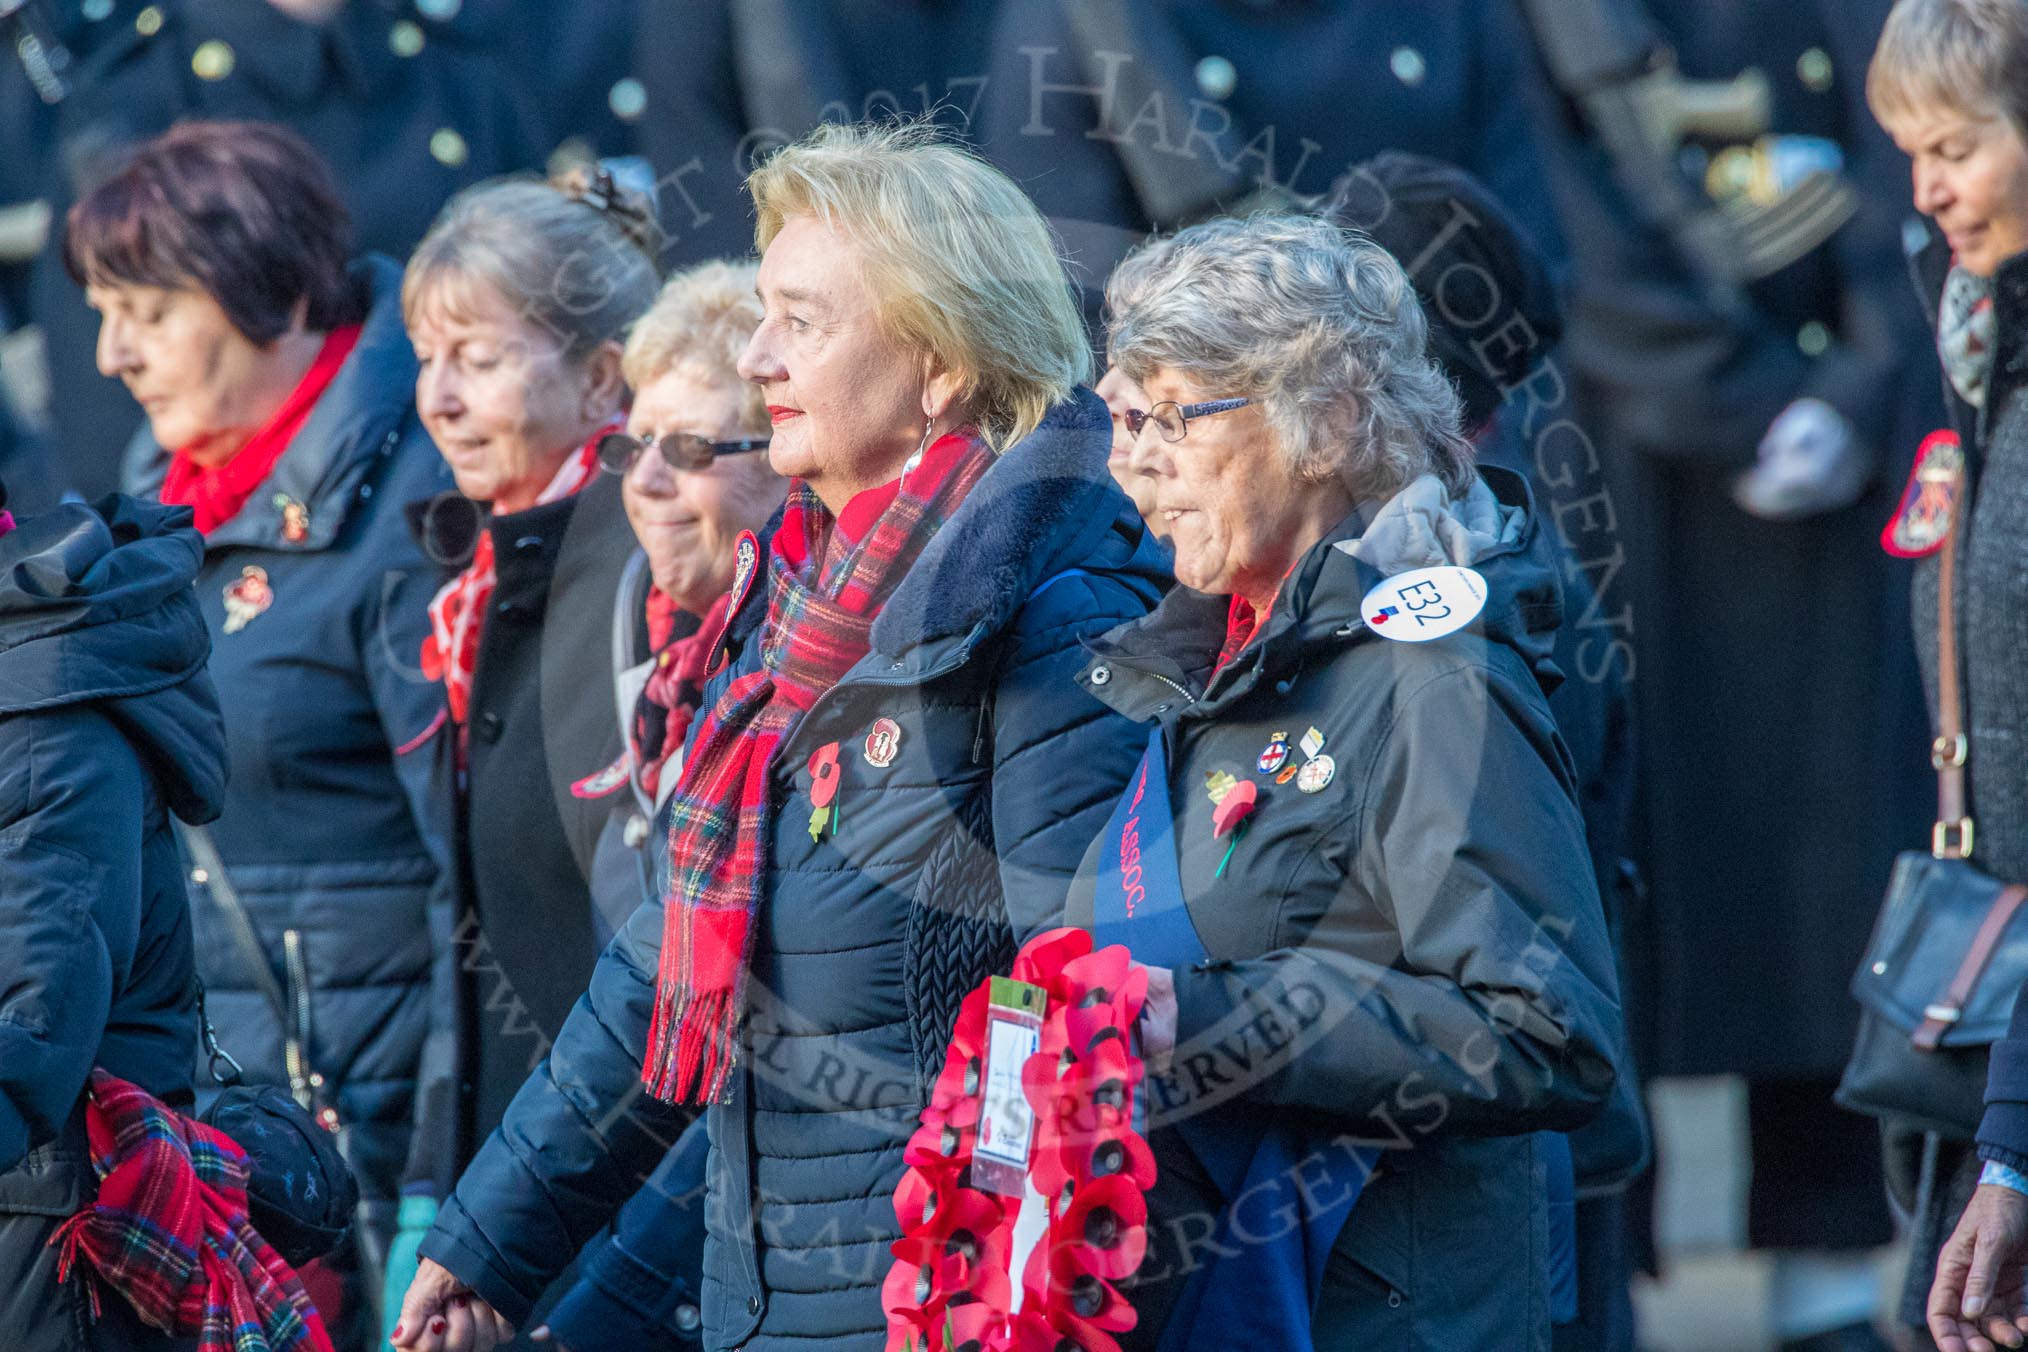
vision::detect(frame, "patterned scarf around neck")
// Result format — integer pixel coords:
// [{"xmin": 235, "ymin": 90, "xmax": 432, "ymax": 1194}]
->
[
  {"xmin": 49, "ymin": 1071, "xmax": 333, "ymax": 1352},
  {"xmin": 1940, "ymin": 263, "xmax": 1998, "ymax": 411},
  {"xmin": 643, "ymin": 431, "xmax": 993, "ymax": 1104},
  {"xmin": 419, "ymin": 427, "xmax": 611, "ymax": 737},
  {"xmin": 634, "ymin": 588, "xmax": 726, "ymax": 803}
]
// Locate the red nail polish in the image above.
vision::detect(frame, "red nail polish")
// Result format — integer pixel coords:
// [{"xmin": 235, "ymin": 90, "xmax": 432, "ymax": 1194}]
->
[
  {"xmin": 430, "ymin": 1318, "xmax": 446, "ymax": 1335},
  {"xmin": 391, "ymin": 1326, "xmax": 404, "ymax": 1343}
]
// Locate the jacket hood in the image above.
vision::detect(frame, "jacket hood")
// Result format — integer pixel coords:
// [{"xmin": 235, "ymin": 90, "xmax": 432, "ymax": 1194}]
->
[
  {"xmin": 720, "ymin": 387, "xmax": 1164, "ymax": 661},
  {"xmin": 125, "ymin": 254, "xmax": 420, "ymax": 553},
  {"xmin": 870, "ymin": 386, "xmax": 1157, "ymax": 657},
  {"xmin": 0, "ymin": 495, "xmax": 227, "ymax": 822},
  {"xmin": 1084, "ymin": 464, "xmax": 1565, "ymax": 720}
]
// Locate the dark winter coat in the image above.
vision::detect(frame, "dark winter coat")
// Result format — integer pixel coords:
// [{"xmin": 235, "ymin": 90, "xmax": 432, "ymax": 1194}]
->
[
  {"xmin": 404, "ymin": 468, "xmax": 641, "ymax": 1184},
  {"xmin": 1894, "ymin": 241, "xmax": 2028, "ymax": 1169},
  {"xmin": 0, "ymin": 494, "xmax": 227, "ymax": 1351},
  {"xmin": 1540, "ymin": 0, "xmax": 1940, "ymax": 1080},
  {"xmin": 418, "ymin": 390, "xmax": 1169, "ymax": 1350},
  {"xmin": 124, "ymin": 257, "xmax": 456, "ymax": 1232},
  {"xmin": 1066, "ymin": 468, "xmax": 1625, "ymax": 1352}
]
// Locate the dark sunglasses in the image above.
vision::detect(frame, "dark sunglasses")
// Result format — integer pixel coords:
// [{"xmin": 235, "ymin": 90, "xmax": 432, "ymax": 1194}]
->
[
  {"xmin": 597, "ymin": 430, "xmax": 771, "ymax": 475},
  {"xmin": 1123, "ymin": 397, "xmax": 1251, "ymax": 443}
]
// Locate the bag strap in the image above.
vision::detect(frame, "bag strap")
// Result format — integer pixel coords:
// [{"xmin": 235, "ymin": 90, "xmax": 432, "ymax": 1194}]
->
[
  {"xmin": 177, "ymin": 822, "xmax": 291, "ymax": 1023},
  {"xmin": 1933, "ymin": 491, "xmax": 1975, "ymax": 859},
  {"xmin": 175, "ymin": 821, "xmax": 324, "ymax": 1117},
  {"xmin": 1914, "ymin": 883, "xmax": 2028, "ymax": 1049}
]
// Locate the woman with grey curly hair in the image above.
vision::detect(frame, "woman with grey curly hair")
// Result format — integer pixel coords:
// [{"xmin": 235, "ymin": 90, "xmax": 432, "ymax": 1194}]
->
[{"xmin": 1072, "ymin": 212, "xmax": 1627, "ymax": 1350}]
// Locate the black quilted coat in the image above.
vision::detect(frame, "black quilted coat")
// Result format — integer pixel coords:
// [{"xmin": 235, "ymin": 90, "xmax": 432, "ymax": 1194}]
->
[{"xmin": 419, "ymin": 390, "xmax": 1169, "ymax": 1349}]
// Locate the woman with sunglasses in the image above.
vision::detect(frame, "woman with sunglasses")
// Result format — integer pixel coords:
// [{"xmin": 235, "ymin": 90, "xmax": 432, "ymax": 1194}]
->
[
  {"xmin": 381, "ymin": 166, "xmax": 658, "ymax": 1330},
  {"xmin": 523, "ymin": 261, "xmax": 787, "ymax": 1352},
  {"xmin": 591, "ymin": 259, "xmax": 787, "ymax": 912},
  {"xmin": 1082, "ymin": 213, "xmax": 1625, "ymax": 1352}
]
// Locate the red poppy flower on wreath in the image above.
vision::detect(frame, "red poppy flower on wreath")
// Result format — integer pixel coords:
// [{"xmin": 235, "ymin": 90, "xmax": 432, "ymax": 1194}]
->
[{"xmin": 884, "ymin": 927, "xmax": 1155, "ymax": 1352}]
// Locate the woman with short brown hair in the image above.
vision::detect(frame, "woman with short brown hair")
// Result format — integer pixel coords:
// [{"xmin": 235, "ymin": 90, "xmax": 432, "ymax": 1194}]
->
[{"xmin": 67, "ymin": 119, "xmax": 456, "ymax": 1349}]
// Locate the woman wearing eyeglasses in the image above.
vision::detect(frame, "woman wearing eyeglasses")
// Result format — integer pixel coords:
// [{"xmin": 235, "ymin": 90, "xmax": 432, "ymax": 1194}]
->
[{"xmin": 1080, "ymin": 213, "xmax": 1625, "ymax": 1352}]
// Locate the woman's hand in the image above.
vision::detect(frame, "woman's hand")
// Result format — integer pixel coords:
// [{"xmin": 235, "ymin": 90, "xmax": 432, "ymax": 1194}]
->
[
  {"xmin": 390, "ymin": 1258, "xmax": 517, "ymax": 1352},
  {"xmin": 1139, "ymin": 964, "xmax": 1177, "ymax": 1074},
  {"xmin": 1930, "ymin": 1183, "xmax": 2028, "ymax": 1352}
]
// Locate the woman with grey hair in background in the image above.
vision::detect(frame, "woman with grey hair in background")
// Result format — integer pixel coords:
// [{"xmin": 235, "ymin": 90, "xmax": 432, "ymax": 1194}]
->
[
  {"xmin": 1071, "ymin": 212, "xmax": 1628, "ymax": 1351},
  {"xmin": 379, "ymin": 167, "xmax": 659, "ymax": 1332}
]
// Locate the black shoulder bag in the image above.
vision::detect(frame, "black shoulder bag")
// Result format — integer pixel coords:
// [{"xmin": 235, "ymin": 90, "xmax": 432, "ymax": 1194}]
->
[
  {"xmin": 179, "ymin": 823, "xmax": 370, "ymax": 1276},
  {"xmin": 1837, "ymin": 485, "xmax": 2028, "ymax": 1138}
]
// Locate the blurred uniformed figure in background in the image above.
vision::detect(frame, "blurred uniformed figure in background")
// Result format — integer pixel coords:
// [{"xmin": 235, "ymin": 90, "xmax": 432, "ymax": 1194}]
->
[
  {"xmin": 6, "ymin": 0, "xmax": 552, "ymax": 500},
  {"xmin": 625, "ymin": 0, "xmax": 1573, "ymax": 318},
  {"xmin": 1528, "ymin": 2, "xmax": 1940, "ymax": 1348}
]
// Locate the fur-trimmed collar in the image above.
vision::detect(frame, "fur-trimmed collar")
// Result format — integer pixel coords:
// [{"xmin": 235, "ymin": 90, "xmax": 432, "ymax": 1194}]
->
[{"xmin": 724, "ymin": 388, "xmax": 1138, "ymax": 659}]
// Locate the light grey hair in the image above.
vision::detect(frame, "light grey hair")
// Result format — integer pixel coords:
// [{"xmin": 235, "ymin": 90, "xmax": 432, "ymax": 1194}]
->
[
  {"xmin": 1105, "ymin": 212, "xmax": 1475, "ymax": 500},
  {"xmin": 1869, "ymin": 0, "xmax": 2028, "ymax": 138},
  {"xmin": 403, "ymin": 173, "xmax": 660, "ymax": 363}
]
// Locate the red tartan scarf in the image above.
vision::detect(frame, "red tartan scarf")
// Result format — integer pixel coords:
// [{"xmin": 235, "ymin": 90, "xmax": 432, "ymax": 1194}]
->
[
  {"xmin": 633, "ymin": 588, "xmax": 729, "ymax": 802},
  {"xmin": 48, "ymin": 1071, "xmax": 333, "ymax": 1352},
  {"xmin": 161, "ymin": 325, "xmax": 360, "ymax": 534},
  {"xmin": 419, "ymin": 427, "xmax": 610, "ymax": 733},
  {"xmin": 643, "ymin": 431, "xmax": 993, "ymax": 1103}
]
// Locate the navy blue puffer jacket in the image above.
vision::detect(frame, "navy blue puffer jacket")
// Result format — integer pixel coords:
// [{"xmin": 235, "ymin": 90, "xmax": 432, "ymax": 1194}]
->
[
  {"xmin": 0, "ymin": 495, "xmax": 228, "ymax": 1350},
  {"xmin": 421, "ymin": 389, "xmax": 1168, "ymax": 1349},
  {"xmin": 124, "ymin": 257, "xmax": 457, "ymax": 1228}
]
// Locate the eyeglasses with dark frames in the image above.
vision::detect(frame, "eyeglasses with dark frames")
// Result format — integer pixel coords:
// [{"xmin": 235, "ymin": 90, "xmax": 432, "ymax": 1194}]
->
[
  {"xmin": 598, "ymin": 430, "xmax": 772, "ymax": 475},
  {"xmin": 1123, "ymin": 397, "xmax": 1252, "ymax": 443}
]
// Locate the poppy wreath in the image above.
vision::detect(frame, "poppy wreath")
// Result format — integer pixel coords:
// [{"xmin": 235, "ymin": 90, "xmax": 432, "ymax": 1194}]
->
[{"xmin": 883, "ymin": 927, "xmax": 1155, "ymax": 1352}]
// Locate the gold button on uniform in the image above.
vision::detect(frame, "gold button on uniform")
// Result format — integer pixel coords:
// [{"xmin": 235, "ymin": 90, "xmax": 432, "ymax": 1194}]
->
[
  {"xmin": 429, "ymin": 128, "xmax": 469, "ymax": 168},
  {"xmin": 1390, "ymin": 46, "xmax": 1427, "ymax": 87},
  {"xmin": 1194, "ymin": 55, "xmax": 1237, "ymax": 101},
  {"xmin": 608, "ymin": 77, "xmax": 648, "ymax": 122},
  {"xmin": 1798, "ymin": 320, "xmax": 1831, "ymax": 357},
  {"xmin": 134, "ymin": 5, "xmax": 163, "ymax": 36},
  {"xmin": 191, "ymin": 39, "xmax": 234, "ymax": 81},
  {"xmin": 389, "ymin": 20, "xmax": 425, "ymax": 58},
  {"xmin": 1797, "ymin": 47, "xmax": 1834, "ymax": 93}
]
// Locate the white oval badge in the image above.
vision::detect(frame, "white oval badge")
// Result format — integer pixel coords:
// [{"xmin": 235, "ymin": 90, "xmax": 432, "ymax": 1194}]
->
[{"xmin": 1360, "ymin": 565, "xmax": 1488, "ymax": 643}]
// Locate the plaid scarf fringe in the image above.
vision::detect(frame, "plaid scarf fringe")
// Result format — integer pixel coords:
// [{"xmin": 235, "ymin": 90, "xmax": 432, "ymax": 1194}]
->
[
  {"xmin": 47, "ymin": 1071, "xmax": 333, "ymax": 1352},
  {"xmin": 643, "ymin": 434, "xmax": 993, "ymax": 1104}
]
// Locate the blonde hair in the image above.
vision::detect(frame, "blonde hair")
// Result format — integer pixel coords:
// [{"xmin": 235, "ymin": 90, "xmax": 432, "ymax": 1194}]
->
[
  {"xmin": 403, "ymin": 170, "xmax": 659, "ymax": 363},
  {"xmin": 622, "ymin": 258, "xmax": 768, "ymax": 435},
  {"xmin": 1868, "ymin": 0, "xmax": 2028, "ymax": 136},
  {"xmin": 745, "ymin": 120, "xmax": 1090, "ymax": 451}
]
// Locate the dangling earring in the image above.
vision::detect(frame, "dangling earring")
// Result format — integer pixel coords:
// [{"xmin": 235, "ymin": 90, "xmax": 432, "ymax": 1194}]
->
[{"xmin": 904, "ymin": 418, "xmax": 935, "ymax": 476}]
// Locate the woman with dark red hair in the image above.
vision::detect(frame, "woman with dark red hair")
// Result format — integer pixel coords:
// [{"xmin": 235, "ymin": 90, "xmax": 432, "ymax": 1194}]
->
[{"xmin": 65, "ymin": 119, "xmax": 455, "ymax": 1349}]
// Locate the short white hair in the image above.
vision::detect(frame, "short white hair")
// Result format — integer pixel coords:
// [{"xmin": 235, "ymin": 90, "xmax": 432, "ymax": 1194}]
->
[{"xmin": 1106, "ymin": 212, "xmax": 1474, "ymax": 499}]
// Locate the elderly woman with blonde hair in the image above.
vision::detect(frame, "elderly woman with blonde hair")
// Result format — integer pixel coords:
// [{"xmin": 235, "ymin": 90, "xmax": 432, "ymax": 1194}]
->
[
  {"xmin": 391, "ymin": 120, "xmax": 1166, "ymax": 1352},
  {"xmin": 1077, "ymin": 212, "xmax": 1625, "ymax": 1351}
]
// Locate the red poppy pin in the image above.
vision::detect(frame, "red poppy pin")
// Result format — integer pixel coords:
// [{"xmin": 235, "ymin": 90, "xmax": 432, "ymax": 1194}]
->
[{"xmin": 222, "ymin": 565, "xmax": 273, "ymax": 634}]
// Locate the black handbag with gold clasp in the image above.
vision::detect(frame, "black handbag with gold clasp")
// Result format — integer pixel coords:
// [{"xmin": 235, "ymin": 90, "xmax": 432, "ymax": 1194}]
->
[{"xmin": 1837, "ymin": 451, "xmax": 2028, "ymax": 1138}]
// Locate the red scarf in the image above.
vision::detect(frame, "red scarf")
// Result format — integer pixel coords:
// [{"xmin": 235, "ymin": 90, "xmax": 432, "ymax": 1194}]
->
[
  {"xmin": 643, "ymin": 431, "xmax": 993, "ymax": 1103},
  {"xmin": 161, "ymin": 326, "xmax": 360, "ymax": 535},
  {"xmin": 419, "ymin": 429, "xmax": 609, "ymax": 732},
  {"xmin": 49, "ymin": 1071, "xmax": 333, "ymax": 1352},
  {"xmin": 633, "ymin": 588, "xmax": 728, "ymax": 802}
]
